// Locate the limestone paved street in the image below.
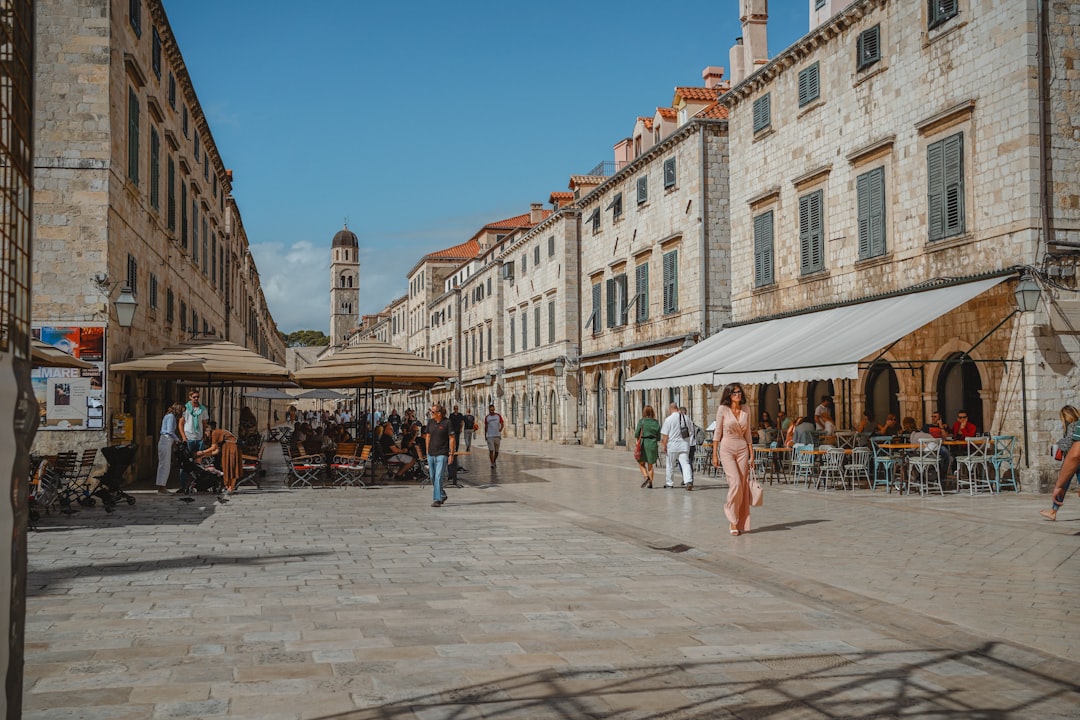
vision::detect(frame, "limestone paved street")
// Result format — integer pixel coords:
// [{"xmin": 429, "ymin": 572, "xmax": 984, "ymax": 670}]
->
[{"xmin": 24, "ymin": 439, "xmax": 1080, "ymax": 719}]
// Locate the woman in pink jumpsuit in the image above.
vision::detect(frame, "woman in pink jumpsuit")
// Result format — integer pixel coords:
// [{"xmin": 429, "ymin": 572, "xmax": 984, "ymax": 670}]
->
[{"xmin": 712, "ymin": 383, "xmax": 754, "ymax": 536}]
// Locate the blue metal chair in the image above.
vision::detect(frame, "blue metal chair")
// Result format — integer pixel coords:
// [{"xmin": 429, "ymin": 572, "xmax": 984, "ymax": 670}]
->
[
  {"xmin": 870, "ymin": 436, "xmax": 898, "ymax": 492},
  {"xmin": 791, "ymin": 444, "xmax": 816, "ymax": 488},
  {"xmin": 989, "ymin": 435, "xmax": 1019, "ymax": 492}
]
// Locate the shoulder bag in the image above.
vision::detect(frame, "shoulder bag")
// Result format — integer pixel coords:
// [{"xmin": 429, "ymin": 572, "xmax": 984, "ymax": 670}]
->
[
  {"xmin": 749, "ymin": 465, "xmax": 764, "ymax": 507},
  {"xmin": 633, "ymin": 424, "xmax": 644, "ymax": 462}
]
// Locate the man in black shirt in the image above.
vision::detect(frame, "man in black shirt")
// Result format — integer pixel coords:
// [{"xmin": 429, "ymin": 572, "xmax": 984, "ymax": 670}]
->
[
  {"xmin": 447, "ymin": 404, "xmax": 466, "ymax": 481},
  {"xmin": 424, "ymin": 404, "xmax": 455, "ymax": 507}
]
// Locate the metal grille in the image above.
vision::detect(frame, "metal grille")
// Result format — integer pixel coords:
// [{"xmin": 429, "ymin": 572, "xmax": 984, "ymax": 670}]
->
[{"xmin": 0, "ymin": 0, "xmax": 35, "ymax": 357}]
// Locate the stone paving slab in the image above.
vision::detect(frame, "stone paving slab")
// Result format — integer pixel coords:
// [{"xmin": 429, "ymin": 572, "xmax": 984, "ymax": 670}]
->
[{"xmin": 22, "ymin": 439, "xmax": 1080, "ymax": 719}]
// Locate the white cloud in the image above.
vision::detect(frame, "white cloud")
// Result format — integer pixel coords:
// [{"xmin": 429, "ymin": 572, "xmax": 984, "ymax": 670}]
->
[{"xmin": 249, "ymin": 240, "xmax": 330, "ymax": 334}]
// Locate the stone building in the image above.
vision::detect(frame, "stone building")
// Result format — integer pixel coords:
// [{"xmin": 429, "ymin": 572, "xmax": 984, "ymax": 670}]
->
[
  {"xmin": 634, "ymin": 0, "xmax": 1080, "ymax": 488},
  {"xmin": 31, "ymin": 0, "xmax": 284, "ymax": 472},
  {"xmin": 576, "ymin": 104, "xmax": 731, "ymax": 448}
]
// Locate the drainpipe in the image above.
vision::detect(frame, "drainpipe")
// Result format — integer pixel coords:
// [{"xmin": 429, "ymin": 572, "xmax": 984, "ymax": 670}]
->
[
  {"xmin": 1037, "ymin": 0, "xmax": 1053, "ymax": 253},
  {"xmin": 699, "ymin": 124, "xmax": 709, "ymax": 341}
]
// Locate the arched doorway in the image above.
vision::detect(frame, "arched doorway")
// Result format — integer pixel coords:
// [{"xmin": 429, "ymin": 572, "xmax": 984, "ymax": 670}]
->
[
  {"xmin": 510, "ymin": 395, "xmax": 518, "ymax": 432},
  {"xmin": 865, "ymin": 362, "xmax": 899, "ymax": 427},
  {"xmin": 759, "ymin": 383, "xmax": 781, "ymax": 424},
  {"xmin": 938, "ymin": 353, "xmax": 984, "ymax": 430},
  {"xmin": 616, "ymin": 370, "xmax": 627, "ymax": 446},
  {"xmin": 534, "ymin": 391, "xmax": 542, "ymax": 433},
  {"xmin": 595, "ymin": 371, "xmax": 606, "ymax": 445}
]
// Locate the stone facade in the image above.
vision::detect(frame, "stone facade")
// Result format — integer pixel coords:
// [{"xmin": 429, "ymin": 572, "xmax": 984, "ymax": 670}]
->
[
  {"xmin": 718, "ymin": 0, "xmax": 1080, "ymax": 488},
  {"xmin": 574, "ymin": 118, "xmax": 731, "ymax": 446},
  {"xmin": 31, "ymin": 0, "xmax": 284, "ymax": 472}
]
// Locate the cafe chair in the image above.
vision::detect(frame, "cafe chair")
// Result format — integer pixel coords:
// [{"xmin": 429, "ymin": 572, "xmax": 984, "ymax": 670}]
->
[
  {"xmin": 792, "ymin": 444, "xmax": 816, "ymax": 488},
  {"xmin": 989, "ymin": 435, "xmax": 1019, "ymax": 492},
  {"xmin": 870, "ymin": 436, "xmax": 899, "ymax": 492},
  {"xmin": 955, "ymin": 436, "xmax": 992, "ymax": 495},
  {"xmin": 907, "ymin": 438, "xmax": 945, "ymax": 496},
  {"xmin": 843, "ymin": 446, "xmax": 872, "ymax": 491},
  {"xmin": 816, "ymin": 448, "xmax": 847, "ymax": 491}
]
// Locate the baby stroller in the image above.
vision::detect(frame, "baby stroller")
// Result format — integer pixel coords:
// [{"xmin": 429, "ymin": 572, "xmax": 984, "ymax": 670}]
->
[
  {"xmin": 90, "ymin": 444, "xmax": 138, "ymax": 512},
  {"xmin": 174, "ymin": 441, "xmax": 226, "ymax": 495}
]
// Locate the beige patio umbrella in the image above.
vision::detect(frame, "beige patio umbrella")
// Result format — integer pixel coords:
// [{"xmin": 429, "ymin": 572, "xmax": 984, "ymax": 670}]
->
[
  {"xmin": 111, "ymin": 337, "xmax": 293, "ymax": 386},
  {"xmin": 292, "ymin": 337, "xmax": 450, "ymax": 389},
  {"xmin": 32, "ymin": 339, "xmax": 97, "ymax": 370}
]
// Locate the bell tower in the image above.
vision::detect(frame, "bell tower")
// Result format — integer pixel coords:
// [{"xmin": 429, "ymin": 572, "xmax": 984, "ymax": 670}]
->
[{"xmin": 330, "ymin": 224, "xmax": 360, "ymax": 347}]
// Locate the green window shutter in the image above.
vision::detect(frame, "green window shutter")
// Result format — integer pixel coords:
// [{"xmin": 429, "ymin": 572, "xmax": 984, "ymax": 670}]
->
[
  {"xmin": 534, "ymin": 306, "xmax": 541, "ymax": 347},
  {"xmin": 637, "ymin": 176, "xmax": 648, "ymax": 204},
  {"xmin": 180, "ymin": 182, "xmax": 187, "ymax": 249},
  {"xmin": 166, "ymin": 156, "xmax": 175, "ymax": 230},
  {"xmin": 928, "ymin": 132, "xmax": 963, "ymax": 241},
  {"xmin": 191, "ymin": 200, "xmax": 199, "ymax": 264},
  {"xmin": 799, "ymin": 190, "xmax": 823, "ymax": 274},
  {"xmin": 606, "ymin": 277, "xmax": 616, "ymax": 327},
  {"xmin": 548, "ymin": 300, "xmax": 555, "ymax": 343},
  {"xmin": 943, "ymin": 133, "xmax": 964, "ymax": 237},
  {"xmin": 928, "ymin": 0, "xmax": 958, "ymax": 30},
  {"xmin": 857, "ymin": 25, "xmax": 880, "ymax": 70},
  {"xmin": 616, "ymin": 273, "xmax": 628, "ymax": 325},
  {"xmin": 521, "ymin": 311, "xmax": 528, "ymax": 350},
  {"xmin": 591, "ymin": 283, "xmax": 601, "ymax": 335},
  {"xmin": 509, "ymin": 317, "xmax": 515, "ymax": 353},
  {"xmin": 865, "ymin": 167, "xmax": 886, "ymax": 257},
  {"xmin": 149, "ymin": 127, "xmax": 160, "ymax": 209},
  {"xmin": 127, "ymin": 88, "xmax": 140, "ymax": 184},
  {"xmin": 798, "ymin": 63, "xmax": 820, "ymax": 107},
  {"xmin": 662, "ymin": 250, "xmax": 678, "ymax": 314},
  {"xmin": 663, "ymin": 158, "xmax": 676, "ymax": 189},
  {"xmin": 635, "ymin": 263, "xmax": 649, "ymax": 323},
  {"xmin": 754, "ymin": 211, "xmax": 774, "ymax": 287},
  {"xmin": 753, "ymin": 93, "xmax": 771, "ymax": 133}
]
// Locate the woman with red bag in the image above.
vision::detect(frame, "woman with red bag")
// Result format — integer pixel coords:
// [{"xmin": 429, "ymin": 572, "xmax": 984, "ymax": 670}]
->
[
  {"xmin": 634, "ymin": 405, "xmax": 661, "ymax": 488},
  {"xmin": 1041, "ymin": 404, "xmax": 1079, "ymax": 521}
]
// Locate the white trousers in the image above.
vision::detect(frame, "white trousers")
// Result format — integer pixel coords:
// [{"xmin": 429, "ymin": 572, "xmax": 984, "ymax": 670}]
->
[
  {"xmin": 156, "ymin": 435, "xmax": 174, "ymax": 487},
  {"xmin": 665, "ymin": 451, "xmax": 693, "ymax": 487}
]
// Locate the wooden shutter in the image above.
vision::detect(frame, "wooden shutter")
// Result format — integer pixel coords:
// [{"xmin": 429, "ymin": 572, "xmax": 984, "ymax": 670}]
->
[
  {"xmin": 754, "ymin": 211, "xmax": 774, "ymax": 287},
  {"xmin": 635, "ymin": 263, "xmax": 649, "ymax": 323},
  {"xmin": 799, "ymin": 190, "xmax": 823, "ymax": 274},
  {"xmin": 606, "ymin": 277, "xmax": 616, "ymax": 328},
  {"xmin": 591, "ymin": 283, "xmax": 601, "ymax": 334},
  {"xmin": 798, "ymin": 63, "xmax": 819, "ymax": 107},
  {"xmin": 521, "ymin": 311, "xmax": 528, "ymax": 350},
  {"xmin": 753, "ymin": 93, "xmax": 771, "ymax": 133},
  {"xmin": 509, "ymin": 316, "xmax": 515, "ymax": 352},
  {"xmin": 928, "ymin": 133, "xmax": 963, "ymax": 241},
  {"xmin": 616, "ymin": 274, "xmax": 628, "ymax": 325},
  {"xmin": 128, "ymin": 88, "xmax": 140, "ymax": 183},
  {"xmin": 637, "ymin": 176, "xmax": 648, "ymax": 204},
  {"xmin": 663, "ymin": 158, "xmax": 676, "ymax": 188},
  {"xmin": 858, "ymin": 26, "xmax": 880, "ymax": 70},
  {"xmin": 662, "ymin": 250, "xmax": 678, "ymax": 314},
  {"xmin": 534, "ymin": 306, "xmax": 541, "ymax": 347},
  {"xmin": 548, "ymin": 301, "xmax": 555, "ymax": 343}
]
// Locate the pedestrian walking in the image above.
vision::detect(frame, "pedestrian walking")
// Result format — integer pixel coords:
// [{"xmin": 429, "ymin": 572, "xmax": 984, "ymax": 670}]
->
[
  {"xmin": 634, "ymin": 405, "xmax": 661, "ymax": 488},
  {"xmin": 425, "ymin": 404, "xmax": 455, "ymax": 507},
  {"xmin": 178, "ymin": 390, "xmax": 208, "ymax": 494},
  {"xmin": 713, "ymin": 383, "xmax": 754, "ymax": 536},
  {"xmin": 1042, "ymin": 404, "xmax": 1080, "ymax": 521},
  {"xmin": 155, "ymin": 403, "xmax": 184, "ymax": 493},
  {"xmin": 484, "ymin": 404, "xmax": 504, "ymax": 468},
  {"xmin": 660, "ymin": 403, "xmax": 694, "ymax": 490},
  {"xmin": 462, "ymin": 408, "xmax": 476, "ymax": 451}
]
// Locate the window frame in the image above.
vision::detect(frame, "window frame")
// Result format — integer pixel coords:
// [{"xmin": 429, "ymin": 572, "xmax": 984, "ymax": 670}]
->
[
  {"xmin": 857, "ymin": 25, "xmax": 881, "ymax": 71},
  {"xmin": 752, "ymin": 93, "xmax": 772, "ymax": 133},
  {"xmin": 635, "ymin": 263, "xmax": 649, "ymax": 323},
  {"xmin": 798, "ymin": 62, "xmax": 820, "ymax": 107},
  {"xmin": 927, "ymin": 132, "xmax": 965, "ymax": 241},
  {"xmin": 129, "ymin": 0, "xmax": 141, "ymax": 37},
  {"xmin": 753, "ymin": 210, "xmax": 775, "ymax": 288},
  {"xmin": 798, "ymin": 189, "xmax": 825, "ymax": 275},
  {"xmin": 663, "ymin": 157, "xmax": 677, "ymax": 189},
  {"xmin": 127, "ymin": 87, "xmax": 140, "ymax": 184},
  {"xmin": 928, "ymin": 0, "xmax": 958, "ymax": 30},
  {"xmin": 637, "ymin": 175, "xmax": 648, "ymax": 205},
  {"xmin": 662, "ymin": 251, "xmax": 678, "ymax": 315},
  {"xmin": 857, "ymin": 166, "xmax": 886, "ymax": 259}
]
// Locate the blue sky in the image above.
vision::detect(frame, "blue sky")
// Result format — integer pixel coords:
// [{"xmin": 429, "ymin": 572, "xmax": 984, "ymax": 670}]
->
[{"xmin": 163, "ymin": 0, "xmax": 811, "ymax": 334}]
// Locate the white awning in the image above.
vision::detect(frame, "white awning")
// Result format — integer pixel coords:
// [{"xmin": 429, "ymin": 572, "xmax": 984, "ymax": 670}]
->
[{"xmin": 626, "ymin": 276, "xmax": 1007, "ymax": 391}]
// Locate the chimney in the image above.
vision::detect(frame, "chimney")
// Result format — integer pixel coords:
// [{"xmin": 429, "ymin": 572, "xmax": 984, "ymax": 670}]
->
[
  {"xmin": 730, "ymin": 37, "xmax": 746, "ymax": 84},
  {"xmin": 530, "ymin": 203, "xmax": 544, "ymax": 224},
  {"xmin": 702, "ymin": 66, "xmax": 726, "ymax": 89},
  {"xmin": 740, "ymin": 0, "xmax": 769, "ymax": 74}
]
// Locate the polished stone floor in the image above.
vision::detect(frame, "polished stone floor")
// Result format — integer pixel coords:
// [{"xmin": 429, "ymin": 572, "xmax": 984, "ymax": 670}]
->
[{"xmin": 23, "ymin": 438, "xmax": 1080, "ymax": 719}]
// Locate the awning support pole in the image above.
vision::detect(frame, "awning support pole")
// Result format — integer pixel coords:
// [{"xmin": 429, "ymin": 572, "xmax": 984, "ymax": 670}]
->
[{"xmin": 1021, "ymin": 357, "xmax": 1029, "ymax": 468}]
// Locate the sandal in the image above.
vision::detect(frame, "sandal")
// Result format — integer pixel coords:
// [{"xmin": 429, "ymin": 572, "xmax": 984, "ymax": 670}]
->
[{"xmin": 729, "ymin": 523, "xmax": 740, "ymax": 536}]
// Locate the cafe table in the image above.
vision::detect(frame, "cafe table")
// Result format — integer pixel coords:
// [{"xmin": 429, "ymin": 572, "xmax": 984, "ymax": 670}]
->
[
  {"xmin": 879, "ymin": 443, "xmax": 919, "ymax": 493},
  {"xmin": 755, "ymin": 445, "xmax": 792, "ymax": 482}
]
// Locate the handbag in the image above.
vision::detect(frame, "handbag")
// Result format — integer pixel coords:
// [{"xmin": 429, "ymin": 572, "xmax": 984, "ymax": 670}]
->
[
  {"xmin": 1051, "ymin": 443, "xmax": 1064, "ymax": 462},
  {"xmin": 749, "ymin": 466, "xmax": 764, "ymax": 507},
  {"xmin": 679, "ymin": 416, "xmax": 691, "ymax": 439},
  {"xmin": 633, "ymin": 426, "xmax": 643, "ymax": 461}
]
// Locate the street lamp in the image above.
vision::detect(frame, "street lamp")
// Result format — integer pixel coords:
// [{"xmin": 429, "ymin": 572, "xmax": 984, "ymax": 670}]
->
[
  {"xmin": 1013, "ymin": 273, "xmax": 1041, "ymax": 313},
  {"xmin": 553, "ymin": 357, "xmax": 565, "ymax": 377},
  {"xmin": 114, "ymin": 285, "xmax": 138, "ymax": 327}
]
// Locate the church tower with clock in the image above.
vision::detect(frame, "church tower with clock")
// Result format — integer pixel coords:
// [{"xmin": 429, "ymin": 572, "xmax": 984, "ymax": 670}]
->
[{"xmin": 330, "ymin": 224, "xmax": 360, "ymax": 347}]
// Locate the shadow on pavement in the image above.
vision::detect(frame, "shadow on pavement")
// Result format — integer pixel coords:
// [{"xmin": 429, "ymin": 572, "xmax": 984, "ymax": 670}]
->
[
  {"xmin": 749, "ymin": 519, "xmax": 831, "ymax": 534},
  {"xmin": 26, "ymin": 550, "xmax": 335, "ymax": 595},
  {"xmin": 308, "ymin": 640, "xmax": 1080, "ymax": 719}
]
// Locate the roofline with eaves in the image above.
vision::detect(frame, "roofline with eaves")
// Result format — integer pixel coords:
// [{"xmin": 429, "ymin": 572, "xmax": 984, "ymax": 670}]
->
[
  {"xmin": 719, "ymin": 0, "xmax": 883, "ymax": 108},
  {"xmin": 501, "ymin": 205, "xmax": 582, "ymax": 257},
  {"xmin": 574, "ymin": 118, "xmax": 728, "ymax": 212}
]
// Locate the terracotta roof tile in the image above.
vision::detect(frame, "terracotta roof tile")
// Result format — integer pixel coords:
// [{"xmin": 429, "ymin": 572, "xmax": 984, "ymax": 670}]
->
[
  {"xmin": 695, "ymin": 101, "xmax": 729, "ymax": 119},
  {"xmin": 549, "ymin": 191, "xmax": 574, "ymax": 202},
  {"xmin": 425, "ymin": 238, "xmax": 480, "ymax": 262},
  {"xmin": 485, "ymin": 210, "xmax": 550, "ymax": 230},
  {"xmin": 674, "ymin": 86, "xmax": 717, "ymax": 102},
  {"xmin": 637, "ymin": 116, "xmax": 654, "ymax": 130},
  {"xmin": 656, "ymin": 107, "xmax": 677, "ymax": 120},
  {"xmin": 568, "ymin": 175, "xmax": 607, "ymax": 190}
]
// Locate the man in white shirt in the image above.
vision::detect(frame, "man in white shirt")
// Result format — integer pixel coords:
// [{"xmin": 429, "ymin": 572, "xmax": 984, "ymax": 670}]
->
[{"xmin": 660, "ymin": 403, "xmax": 694, "ymax": 490}]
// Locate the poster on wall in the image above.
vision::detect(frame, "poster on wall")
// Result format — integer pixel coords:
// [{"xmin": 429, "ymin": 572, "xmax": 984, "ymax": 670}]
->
[{"xmin": 31, "ymin": 326, "xmax": 106, "ymax": 430}]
